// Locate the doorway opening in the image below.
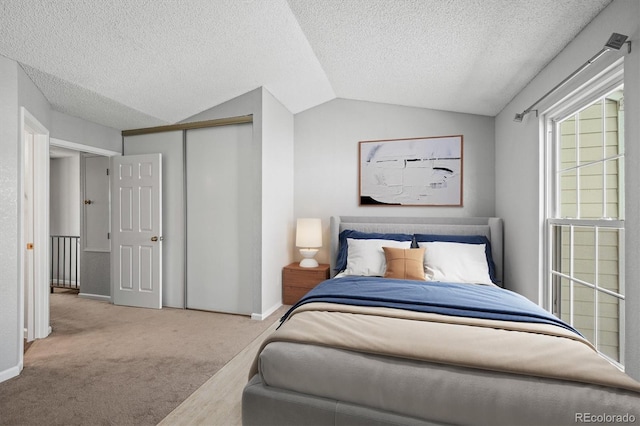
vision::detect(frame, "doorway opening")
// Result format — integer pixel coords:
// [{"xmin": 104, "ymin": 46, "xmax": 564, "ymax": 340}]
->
[
  {"xmin": 49, "ymin": 139, "xmax": 118, "ymax": 305},
  {"xmin": 49, "ymin": 145, "xmax": 81, "ymax": 296}
]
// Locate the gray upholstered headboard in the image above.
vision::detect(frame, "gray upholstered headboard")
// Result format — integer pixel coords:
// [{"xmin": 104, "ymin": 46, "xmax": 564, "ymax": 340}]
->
[{"xmin": 330, "ymin": 216, "xmax": 503, "ymax": 285}]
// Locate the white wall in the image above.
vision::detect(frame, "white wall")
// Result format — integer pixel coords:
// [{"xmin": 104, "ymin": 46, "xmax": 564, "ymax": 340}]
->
[
  {"xmin": 1, "ymin": 56, "xmax": 123, "ymax": 383},
  {"xmin": 624, "ymin": 0, "xmax": 640, "ymax": 382},
  {"xmin": 294, "ymin": 98, "xmax": 496, "ymax": 265},
  {"xmin": 1, "ymin": 58, "xmax": 54, "ymax": 381},
  {"xmin": 261, "ymin": 89, "xmax": 294, "ymax": 316},
  {"xmin": 0, "ymin": 56, "xmax": 21, "ymax": 382},
  {"xmin": 495, "ymin": 0, "xmax": 640, "ymax": 379},
  {"xmin": 50, "ymin": 155, "xmax": 81, "ymax": 236},
  {"xmin": 18, "ymin": 64, "xmax": 51, "ymax": 131},
  {"xmin": 50, "ymin": 110, "xmax": 121, "ymax": 153}
]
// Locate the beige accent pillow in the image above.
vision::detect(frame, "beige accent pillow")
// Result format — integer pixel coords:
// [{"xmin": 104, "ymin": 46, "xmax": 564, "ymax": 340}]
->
[
  {"xmin": 345, "ymin": 238, "xmax": 412, "ymax": 276},
  {"xmin": 383, "ymin": 247, "xmax": 426, "ymax": 281}
]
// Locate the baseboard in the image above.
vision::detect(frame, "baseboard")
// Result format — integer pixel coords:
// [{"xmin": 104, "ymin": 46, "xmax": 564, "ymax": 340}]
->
[
  {"xmin": 251, "ymin": 302, "xmax": 283, "ymax": 321},
  {"xmin": 0, "ymin": 363, "xmax": 22, "ymax": 384},
  {"xmin": 78, "ymin": 293, "xmax": 111, "ymax": 302},
  {"xmin": 24, "ymin": 328, "xmax": 47, "ymax": 340}
]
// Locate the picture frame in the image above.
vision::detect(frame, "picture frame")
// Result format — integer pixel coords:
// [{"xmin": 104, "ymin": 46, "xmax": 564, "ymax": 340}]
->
[{"xmin": 359, "ymin": 135, "xmax": 463, "ymax": 206}]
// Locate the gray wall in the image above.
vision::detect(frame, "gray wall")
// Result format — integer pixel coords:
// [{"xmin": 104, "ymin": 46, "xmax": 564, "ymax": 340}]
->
[
  {"xmin": 293, "ymin": 98, "xmax": 496, "ymax": 265},
  {"xmin": 0, "ymin": 55, "xmax": 21, "ymax": 381},
  {"xmin": 18, "ymin": 63, "xmax": 51, "ymax": 130},
  {"xmin": 261, "ymin": 89, "xmax": 294, "ymax": 314},
  {"xmin": 1, "ymin": 59, "xmax": 53, "ymax": 380},
  {"xmin": 0, "ymin": 55, "xmax": 121, "ymax": 381},
  {"xmin": 79, "ymin": 252, "xmax": 110, "ymax": 298},
  {"xmin": 50, "ymin": 155, "xmax": 81, "ymax": 236},
  {"xmin": 495, "ymin": 0, "xmax": 640, "ymax": 379},
  {"xmin": 50, "ymin": 110, "xmax": 121, "ymax": 153}
]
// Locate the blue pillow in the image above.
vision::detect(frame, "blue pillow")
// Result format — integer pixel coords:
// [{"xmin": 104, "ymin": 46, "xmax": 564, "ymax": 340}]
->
[
  {"xmin": 336, "ymin": 230, "xmax": 413, "ymax": 271},
  {"xmin": 414, "ymin": 234, "xmax": 498, "ymax": 284}
]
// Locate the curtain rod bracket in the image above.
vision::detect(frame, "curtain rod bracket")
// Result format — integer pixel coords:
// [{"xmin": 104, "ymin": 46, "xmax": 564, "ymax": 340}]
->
[{"xmin": 513, "ymin": 109, "xmax": 538, "ymax": 122}]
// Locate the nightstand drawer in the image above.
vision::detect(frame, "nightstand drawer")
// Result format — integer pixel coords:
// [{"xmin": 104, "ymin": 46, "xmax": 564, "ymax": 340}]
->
[
  {"xmin": 282, "ymin": 285, "xmax": 314, "ymax": 305},
  {"xmin": 283, "ymin": 268, "xmax": 328, "ymax": 286},
  {"xmin": 282, "ymin": 263, "xmax": 330, "ymax": 305}
]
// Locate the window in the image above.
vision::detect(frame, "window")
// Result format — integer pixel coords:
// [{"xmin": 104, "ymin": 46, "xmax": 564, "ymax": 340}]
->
[{"xmin": 545, "ymin": 75, "xmax": 625, "ymax": 368}]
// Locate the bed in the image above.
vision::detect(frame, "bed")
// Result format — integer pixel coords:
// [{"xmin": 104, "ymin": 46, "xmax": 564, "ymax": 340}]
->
[{"xmin": 242, "ymin": 216, "xmax": 640, "ymax": 426}]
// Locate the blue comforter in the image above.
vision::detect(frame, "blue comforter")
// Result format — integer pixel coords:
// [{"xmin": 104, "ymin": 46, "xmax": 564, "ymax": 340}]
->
[{"xmin": 283, "ymin": 276, "xmax": 580, "ymax": 335}]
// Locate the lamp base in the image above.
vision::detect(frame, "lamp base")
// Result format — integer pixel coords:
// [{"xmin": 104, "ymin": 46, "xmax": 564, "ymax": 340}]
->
[
  {"xmin": 299, "ymin": 248, "xmax": 319, "ymax": 268},
  {"xmin": 299, "ymin": 258, "xmax": 319, "ymax": 268}
]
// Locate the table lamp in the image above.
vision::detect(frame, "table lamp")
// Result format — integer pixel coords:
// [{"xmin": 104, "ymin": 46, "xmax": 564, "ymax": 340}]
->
[{"xmin": 296, "ymin": 218, "xmax": 322, "ymax": 268}]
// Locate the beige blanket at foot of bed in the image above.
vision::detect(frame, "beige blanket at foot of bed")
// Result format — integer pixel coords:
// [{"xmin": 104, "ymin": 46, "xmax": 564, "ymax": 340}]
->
[{"xmin": 251, "ymin": 302, "xmax": 640, "ymax": 394}]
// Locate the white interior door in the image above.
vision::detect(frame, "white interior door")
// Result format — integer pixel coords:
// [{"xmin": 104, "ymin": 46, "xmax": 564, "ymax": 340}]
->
[
  {"xmin": 186, "ymin": 124, "xmax": 253, "ymax": 315},
  {"xmin": 111, "ymin": 154, "xmax": 163, "ymax": 309},
  {"xmin": 123, "ymin": 131, "xmax": 185, "ymax": 309}
]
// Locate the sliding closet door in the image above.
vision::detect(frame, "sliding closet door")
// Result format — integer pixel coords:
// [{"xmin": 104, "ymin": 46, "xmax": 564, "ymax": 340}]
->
[{"xmin": 186, "ymin": 123, "xmax": 253, "ymax": 315}]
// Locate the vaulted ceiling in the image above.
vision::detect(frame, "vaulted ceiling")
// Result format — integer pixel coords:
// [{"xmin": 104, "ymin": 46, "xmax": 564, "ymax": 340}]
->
[{"xmin": 0, "ymin": 0, "xmax": 612, "ymax": 130}]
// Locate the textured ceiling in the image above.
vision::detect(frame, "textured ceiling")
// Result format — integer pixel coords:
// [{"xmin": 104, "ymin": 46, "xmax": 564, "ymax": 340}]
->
[{"xmin": 0, "ymin": 0, "xmax": 611, "ymax": 130}]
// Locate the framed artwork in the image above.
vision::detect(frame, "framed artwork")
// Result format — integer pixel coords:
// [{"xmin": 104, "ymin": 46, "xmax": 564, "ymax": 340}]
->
[{"xmin": 359, "ymin": 135, "xmax": 463, "ymax": 206}]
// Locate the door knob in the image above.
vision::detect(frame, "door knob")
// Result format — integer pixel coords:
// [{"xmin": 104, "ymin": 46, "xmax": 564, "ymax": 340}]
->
[
  {"xmin": 151, "ymin": 236, "xmax": 158, "ymax": 242},
  {"xmin": 84, "ymin": 199, "xmax": 92, "ymax": 205}
]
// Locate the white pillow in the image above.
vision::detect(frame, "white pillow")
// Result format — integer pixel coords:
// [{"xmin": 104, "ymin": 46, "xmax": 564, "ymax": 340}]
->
[
  {"xmin": 417, "ymin": 241, "xmax": 494, "ymax": 285},
  {"xmin": 345, "ymin": 238, "xmax": 412, "ymax": 276}
]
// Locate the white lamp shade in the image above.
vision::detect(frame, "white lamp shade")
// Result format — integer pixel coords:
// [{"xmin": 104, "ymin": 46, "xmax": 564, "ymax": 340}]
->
[{"xmin": 296, "ymin": 218, "xmax": 322, "ymax": 248}]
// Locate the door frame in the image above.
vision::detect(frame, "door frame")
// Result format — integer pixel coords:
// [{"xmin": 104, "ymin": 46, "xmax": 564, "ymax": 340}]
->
[
  {"xmin": 19, "ymin": 107, "xmax": 50, "ymax": 351},
  {"xmin": 51, "ymin": 138, "xmax": 121, "ymax": 158},
  {"xmin": 20, "ymin": 130, "xmax": 120, "ymax": 356},
  {"xmin": 23, "ymin": 121, "xmax": 35, "ymax": 343}
]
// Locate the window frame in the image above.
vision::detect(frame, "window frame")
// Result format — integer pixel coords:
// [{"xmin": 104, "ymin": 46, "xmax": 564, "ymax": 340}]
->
[{"xmin": 543, "ymin": 61, "xmax": 625, "ymax": 368}]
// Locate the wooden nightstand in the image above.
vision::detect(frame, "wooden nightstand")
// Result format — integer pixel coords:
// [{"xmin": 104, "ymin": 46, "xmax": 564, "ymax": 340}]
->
[{"xmin": 282, "ymin": 263, "xmax": 330, "ymax": 305}]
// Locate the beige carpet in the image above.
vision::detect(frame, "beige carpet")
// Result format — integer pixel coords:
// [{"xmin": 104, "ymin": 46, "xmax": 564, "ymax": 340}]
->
[
  {"xmin": 0, "ymin": 290, "xmax": 286, "ymax": 426},
  {"xmin": 160, "ymin": 319, "xmax": 280, "ymax": 425}
]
